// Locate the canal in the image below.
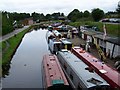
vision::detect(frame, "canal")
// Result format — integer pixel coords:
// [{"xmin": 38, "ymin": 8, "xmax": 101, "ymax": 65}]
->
[{"xmin": 2, "ymin": 29, "xmax": 50, "ymax": 88}]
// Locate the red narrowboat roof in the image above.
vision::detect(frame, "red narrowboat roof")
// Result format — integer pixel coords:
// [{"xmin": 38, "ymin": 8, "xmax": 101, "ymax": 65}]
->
[
  {"xmin": 43, "ymin": 54, "xmax": 69, "ymax": 87},
  {"xmin": 72, "ymin": 47, "xmax": 120, "ymax": 88}
]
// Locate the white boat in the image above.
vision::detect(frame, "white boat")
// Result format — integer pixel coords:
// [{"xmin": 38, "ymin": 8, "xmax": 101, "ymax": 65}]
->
[
  {"xmin": 46, "ymin": 31, "xmax": 55, "ymax": 43},
  {"xmin": 49, "ymin": 38, "xmax": 61, "ymax": 54}
]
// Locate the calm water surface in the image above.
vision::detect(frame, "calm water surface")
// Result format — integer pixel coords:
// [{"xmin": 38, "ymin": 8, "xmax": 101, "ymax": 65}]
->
[{"xmin": 2, "ymin": 29, "xmax": 50, "ymax": 88}]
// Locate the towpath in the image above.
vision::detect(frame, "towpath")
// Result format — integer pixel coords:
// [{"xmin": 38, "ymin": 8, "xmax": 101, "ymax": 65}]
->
[{"xmin": 0, "ymin": 25, "xmax": 29, "ymax": 42}]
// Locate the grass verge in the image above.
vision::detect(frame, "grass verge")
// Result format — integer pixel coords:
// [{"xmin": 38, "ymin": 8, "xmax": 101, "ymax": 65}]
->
[
  {"xmin": 1, "ymin": 26, "xmax": 32, "ymax": 66},
  {"xmin": 69, "ymin": 21, "xmax": 119, "ymax": 36}
]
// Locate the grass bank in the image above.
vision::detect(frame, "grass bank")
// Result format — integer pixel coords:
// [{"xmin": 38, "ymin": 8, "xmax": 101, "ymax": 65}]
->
[
  {"xmin": 69, "ymin": 21, "xmax": 119, "ymax": 37},
  {"xmin": 1, "ymin": 26, "xmax": 33, "ymax": 66}
]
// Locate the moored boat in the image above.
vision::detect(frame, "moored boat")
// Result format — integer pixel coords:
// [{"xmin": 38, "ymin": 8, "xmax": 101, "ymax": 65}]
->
[
  {"xmin": 57, "ymin": 49, "xmax": 110, "ymax": 90},
  {"xmin": 71, "ymin": 46, "xmax": 120, "ymax": 89},
  {"xmin": 42, "ymin": 54, "xmax": 72, "ymax": 90}
]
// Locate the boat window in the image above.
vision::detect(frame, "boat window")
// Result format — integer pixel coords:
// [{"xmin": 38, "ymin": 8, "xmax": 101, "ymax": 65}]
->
[
  {"xmin": 61, "ymin": 44, "xmax": 65, "ymax": 49},
  {"xmin": 77, "ymin": 85, "xmax": 82, "ymax": 90},
  {"xmin": 54, "ymin": 44, "xmax": 61, "ymax": 51},
  {"xmin": 67, "ymin": 44, "xmax": 72, "ymax": 50},
  {"xmin": 64, "ymin": 63, "xmax": 67, "ymax": 70},
  {"xmin": 70, "ymin": 73, "xmax": 73, "ymax": 81}
]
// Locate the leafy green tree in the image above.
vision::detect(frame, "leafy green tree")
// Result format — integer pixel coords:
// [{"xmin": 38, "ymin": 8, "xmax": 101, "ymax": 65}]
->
[
  {"xmin": 45, "ymin": 14, "xmax": 51, "ymax": 21},
  {"xmin": 61, "ymin": 13, "xmax": 65, "ymax": 16},
  {"xmin": 83, "ymin": 10, "xmax": 90, "ymax": 17},
  {"xmin": 51, "ymin": 12, "xmax": 61, "ymax": 20},
  {"xmin": 116, "ymin": 1, "xmax": 120, "ymax": 17},
  {"xmin": 19, "ymin": 13, "xmax": 30, "ymax": 20},
  {"xmin": 9, "ymin": 12, "xmax": 30, "ymax": 21},
  {"xmin": 32, "ymin": 12, "xmax": 40, "ymax": 21},
  {"xmin": 2, "ymin": 12, "xmax": 13, "ymax": 35},
  {"xmin": 79, "ymin": 11, "xmax": 83, "ymax": 18},
  {"xmin": 91, "ymin": 8, "xmax": 104, "ymax": 21},
  {"xmin": 39, "ymin": 13, "xmax": 45, "ymax": 21},
  {"xmin": 67, "ymin": 9, "xmax": 82, "ymax": 22}
]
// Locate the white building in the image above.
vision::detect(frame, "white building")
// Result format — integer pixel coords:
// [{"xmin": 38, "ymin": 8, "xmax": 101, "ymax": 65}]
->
[
  {"xmin": 106, "ymin": 37, "xmax": 120, "ymax": 58},
  {"xmin": 80, "ymin": 29, "xmax": 120, "ymax": 58}
]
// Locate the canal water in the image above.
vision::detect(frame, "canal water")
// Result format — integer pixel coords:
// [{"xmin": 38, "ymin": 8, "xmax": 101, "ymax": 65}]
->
[{"xmin": 2, "ymin": 29, "xmax": 50, "ymax": 88}]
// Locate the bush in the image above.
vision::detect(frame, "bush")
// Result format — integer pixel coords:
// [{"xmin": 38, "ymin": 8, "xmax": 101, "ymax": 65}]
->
[{"xmin": 2, "ymin": 13, "xmax": 14, "ymax": 35}]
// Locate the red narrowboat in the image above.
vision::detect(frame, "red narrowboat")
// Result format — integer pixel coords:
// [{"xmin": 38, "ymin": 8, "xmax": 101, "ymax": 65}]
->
[
  {"xmin": 42, "ymin": 54, "xmax": 71, "ymax": 90},
  {"xmin": 72, "ymin": 46, "xmax": 120, "ymax": 89}
]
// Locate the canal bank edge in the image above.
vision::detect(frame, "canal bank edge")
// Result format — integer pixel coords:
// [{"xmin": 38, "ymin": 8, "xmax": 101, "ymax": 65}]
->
[{"xmin": 1, "ymin": 26, "xmax": 33, "ymax": 66}]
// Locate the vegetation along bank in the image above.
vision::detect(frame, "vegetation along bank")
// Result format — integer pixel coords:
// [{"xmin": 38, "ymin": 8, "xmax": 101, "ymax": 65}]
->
[{"xmin": 1, "ymin": 26, "xmax": 33, "ymax": 67}]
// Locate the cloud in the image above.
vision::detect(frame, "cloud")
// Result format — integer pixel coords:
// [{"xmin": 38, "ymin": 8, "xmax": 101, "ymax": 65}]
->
[{"xmin": 0, "ymin": 0, "xmax": 119, "ymax": 15}]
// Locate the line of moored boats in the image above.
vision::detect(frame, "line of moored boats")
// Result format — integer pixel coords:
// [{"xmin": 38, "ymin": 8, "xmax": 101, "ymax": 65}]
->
[{"xmin": 42, "ymin": 25, "xmax": 120, "ymax": 90}]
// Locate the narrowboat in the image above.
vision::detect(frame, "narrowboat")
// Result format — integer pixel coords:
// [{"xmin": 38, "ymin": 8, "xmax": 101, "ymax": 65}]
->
[
  {"xmin": 46, "ymin": 31, "xmax": 55, "ymax": 43},
  {"xmin": 60, "ymin": 38, "xmax": 72, "ymax": 50},
  {"xmin": 57, "ymin": 49, "xmax": 110, "ymax": 90},
  {"xmin": 52, "ymin": 30, "xmax": 62, "ymax": 39},
  {"xmin": 49, "ymin": 38, "xmax": 61, "ymax": 54},
  {"xmin": 71, "ymin": 46, "xmax": 120, "ymax": 89},
  {"xmin": 42, "ymin": 54, "xmax": 72, "ymax": 90},
  {"xmin": 48, "ymin": 38, "xmax": 72, "ymax": 54}
]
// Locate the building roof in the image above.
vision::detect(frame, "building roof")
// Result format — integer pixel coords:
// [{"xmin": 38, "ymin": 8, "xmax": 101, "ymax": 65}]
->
[
  {"xmin": 82, "ymin": 30, "xmax": 100, "ymax": 36},
  {"xmin": 94, "ymin": 34, "xmax": 111, "ymax": 40},
  {"xmin": 94, "ymin": 34, "xmax": 120, "ymax": 45},
  {"xmin": 106, "ymin": 37, "xmax": 120, "ymax": 46},
  {"xmin": 24, "ymin": 17, "xmax": 33, "ymax": 21},
  {"xmin": 82, "ymin": 30, "xmax": 120, "ymax": 45}
]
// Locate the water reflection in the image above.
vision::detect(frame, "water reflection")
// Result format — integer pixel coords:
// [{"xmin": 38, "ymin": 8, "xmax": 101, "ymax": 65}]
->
[
  {"xmin": 2, "ymin": 28, "xmax": 50, "ymax": 88},
  {"xmin": 2, "ymin": 29, "xmax": 35, "ymax": 78},
  {"xmin": 2, "ymin": 63, "xmax": 11, "ymax": 78},
  {"xmin": 34, "ymin": 25, "xmax": 48, "ymax": 30}
]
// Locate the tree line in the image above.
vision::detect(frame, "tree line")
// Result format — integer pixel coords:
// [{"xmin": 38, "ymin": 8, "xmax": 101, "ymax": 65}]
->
[
  {"xmin": 2, "ymin": 11, "xmax": 66, "ymax": 35},
  {"xmin": 2, "ymin": 2, "xmax": 120, "ymax": 36}
]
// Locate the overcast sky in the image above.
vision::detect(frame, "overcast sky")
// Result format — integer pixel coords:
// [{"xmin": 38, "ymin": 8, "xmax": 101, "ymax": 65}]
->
[{"xmin": 0, "ymin": 0, "xmax": 119, "ymax": 15}]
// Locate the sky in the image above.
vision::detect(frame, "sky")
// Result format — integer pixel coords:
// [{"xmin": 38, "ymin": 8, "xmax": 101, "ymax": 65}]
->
[{"xmin": 0, "ymin": 0, "xmax": 120, "ymax": 15}]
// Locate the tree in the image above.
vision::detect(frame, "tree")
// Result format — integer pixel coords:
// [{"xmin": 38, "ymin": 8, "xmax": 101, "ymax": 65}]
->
[
  {"xmin": 9, "ymin": 12, "xmax": 30, "ymax": 21},
  {"xmin": 2, "ymin": 12, "xmax": 14, "ymax": 35},
  {"xmin": 83, "ymin": 10, "xmax": 90, "ymax": 18},
  {"xmin": 79, "ymin": 11, "xmax": 83, "ymax": 18},
  {"xmin": 51, "ymin": 12, "xmax": 61, "ymax": 20},
  {"xmin": 61, "ymin": 13, "xmax": 65, "ymax": 16},
  {"xmin": 91, "ymin": 8, "xmax": 104, "ymax": 21},
  {"xmin": 45, "ymin": 14, "xmax": 51, "ymax": 21},
  {"xmin": 39, "ymin": 13, "xmax": 45, "ymax": 21},
  {"xmin": 32, "ymin": 12, "xmax": 40, "ymax": 21},
  {"xmin": 116, "ymin": 1, "xmax": 120, "ymax": 14},
  {"xmin": 67, "ymin": 9, "xmax": 82, "ymax": 22}
]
